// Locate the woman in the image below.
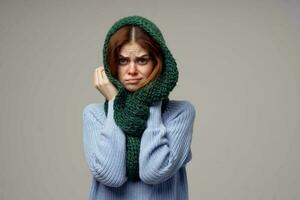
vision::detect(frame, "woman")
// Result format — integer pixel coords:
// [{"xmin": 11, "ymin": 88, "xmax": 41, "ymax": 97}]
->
[{"xmin": 83, "ymin": 15, "xmax": 196, "ymax": 200}]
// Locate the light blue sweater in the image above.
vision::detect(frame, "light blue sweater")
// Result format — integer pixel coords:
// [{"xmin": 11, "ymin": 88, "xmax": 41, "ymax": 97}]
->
[{"xmin": 82, "ymin": 97, "xmax": 196, "ymax": 200}]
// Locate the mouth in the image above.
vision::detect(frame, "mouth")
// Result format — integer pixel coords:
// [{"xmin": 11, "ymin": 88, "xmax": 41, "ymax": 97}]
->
[{"xmin": 125, "ymin": 78, "xmax": 142, "ymax": 84}]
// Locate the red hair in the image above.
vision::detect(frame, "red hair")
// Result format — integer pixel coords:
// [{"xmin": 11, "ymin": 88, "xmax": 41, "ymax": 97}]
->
[{"xmin": 106, "ymin": 25, "xmax": 163, "ymax": 87}]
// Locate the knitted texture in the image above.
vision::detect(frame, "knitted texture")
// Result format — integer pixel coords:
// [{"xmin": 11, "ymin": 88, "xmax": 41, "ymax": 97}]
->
[{"xmin": 102, "ymin": 15, "xmax": 178, "ymax": 180}]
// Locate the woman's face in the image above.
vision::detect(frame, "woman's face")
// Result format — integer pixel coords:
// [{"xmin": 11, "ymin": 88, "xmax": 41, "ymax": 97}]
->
[{"xmin": 117, "ymin": 41, "xmax": 154, "ymax": 92}]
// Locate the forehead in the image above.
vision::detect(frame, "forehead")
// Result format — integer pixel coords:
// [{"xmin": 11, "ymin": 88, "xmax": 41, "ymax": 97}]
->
[{"xmin": 119, "ymin": 42, "xmax": 148, "ymax": 57}]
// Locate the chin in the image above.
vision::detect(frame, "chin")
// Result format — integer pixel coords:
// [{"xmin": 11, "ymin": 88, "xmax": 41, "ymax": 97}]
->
[
  {"xmin": 125, "ymin": 85, "xmax": 142, "ymax": 92},
  {"xmin": 125, "ymin": 87, "xmax": 138, "ymax": 92}
]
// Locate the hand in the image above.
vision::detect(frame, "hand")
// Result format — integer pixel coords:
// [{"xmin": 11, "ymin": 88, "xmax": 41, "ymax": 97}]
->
[{"xmin": 94, "ymin": 66, "xmax": 118, "ymax": 100}]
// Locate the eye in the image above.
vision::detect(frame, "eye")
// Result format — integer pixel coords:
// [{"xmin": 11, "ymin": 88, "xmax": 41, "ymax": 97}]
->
[
  {"xmin": 118, "ymin": 58, "xmax": 128, "ymax": 65},
  {"xmin": 137, "ymin": 58, "xmax": 149, "ymax": 65}
]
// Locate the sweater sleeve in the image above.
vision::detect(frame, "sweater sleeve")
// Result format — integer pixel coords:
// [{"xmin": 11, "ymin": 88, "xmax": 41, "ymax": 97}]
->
[
  {"xmin": 82, "ymin": 97, "xmax": 128, "ymax": 187},
  {"xmin": 139, "ymin": 100, "xmax": 196, "ymax": 185}
]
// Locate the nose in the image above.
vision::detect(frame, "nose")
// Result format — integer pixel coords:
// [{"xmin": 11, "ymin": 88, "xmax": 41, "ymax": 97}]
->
[{"xmin": 128, "ymin": 61, "xmax": 138, "ymax": 75}]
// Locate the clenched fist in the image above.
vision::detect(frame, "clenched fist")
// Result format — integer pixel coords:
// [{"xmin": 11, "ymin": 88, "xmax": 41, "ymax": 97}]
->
[{"xmin": 94, "ymin": 66, "xmax": 118, "ymax": 100}]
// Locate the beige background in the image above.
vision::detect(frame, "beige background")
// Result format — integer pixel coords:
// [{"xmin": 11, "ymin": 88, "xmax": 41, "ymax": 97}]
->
[{"xmin": 1, "ymin": 0, "xmax": 299, "ymax": 199}]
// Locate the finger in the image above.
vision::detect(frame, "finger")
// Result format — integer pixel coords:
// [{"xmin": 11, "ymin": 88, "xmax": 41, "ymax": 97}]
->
[
  {"xmin": 97, "ymin": 65, "xmax": 104, "ymax": 69},
  {"xmin": 101, "ymin": 69, "xmax": 109, "ymax": 83},
  {"xmin": 97, "ymin": 68, "xmax": 103, "ymax": 85},
  {"xmin": 94, "ymin": 68, "xmax": 101, "ymax": 88},
  {"xmin": 97, "ymin": 66, "xmax": 104, "ymax": 72},
  {"xmin": 95, "ymin": 66, "xmax": 106, "ymax": 88}
]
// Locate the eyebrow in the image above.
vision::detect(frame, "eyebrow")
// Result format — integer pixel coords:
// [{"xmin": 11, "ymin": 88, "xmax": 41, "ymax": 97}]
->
[{"xmin": 119, "ymin": 54, "xmax": 150, "ymax": 58}]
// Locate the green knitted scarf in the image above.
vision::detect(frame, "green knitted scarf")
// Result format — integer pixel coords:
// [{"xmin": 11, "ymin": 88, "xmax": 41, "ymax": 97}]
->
[{"xmin": 102, "ymin": 15, "xmax": 178, "ymax": 181}]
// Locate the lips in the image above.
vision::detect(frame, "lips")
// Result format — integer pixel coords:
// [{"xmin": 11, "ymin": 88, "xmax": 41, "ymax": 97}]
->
[{"xmin": 126, "ymin": 78, "xmax": 142, "ymax": 84}]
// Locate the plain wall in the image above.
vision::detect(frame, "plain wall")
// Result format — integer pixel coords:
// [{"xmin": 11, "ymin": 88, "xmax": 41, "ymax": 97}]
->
[{"xmin": 0, "ymin": 0, "xmax": 299, "ymax": 199}]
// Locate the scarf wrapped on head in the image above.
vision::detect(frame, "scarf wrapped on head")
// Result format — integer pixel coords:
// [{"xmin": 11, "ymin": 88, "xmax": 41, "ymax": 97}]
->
[{"xmin": 102, "ymin": 15, "xmax": 178, "ymax": 180}]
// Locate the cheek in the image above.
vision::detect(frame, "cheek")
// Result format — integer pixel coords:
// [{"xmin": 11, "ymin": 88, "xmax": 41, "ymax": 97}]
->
[
  {"xmin": 117, "ymin": 68, "xmax": 124, "ymax": 79},
  {"xmin": 144, "ymin": 65, "xmax": 154, "ymax": 76},
  {"xmin": 145, "ymin": 70, "xmax": 152, "ymax": 77}
]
